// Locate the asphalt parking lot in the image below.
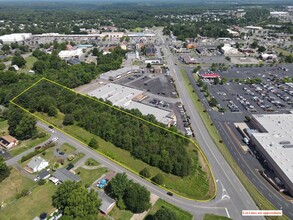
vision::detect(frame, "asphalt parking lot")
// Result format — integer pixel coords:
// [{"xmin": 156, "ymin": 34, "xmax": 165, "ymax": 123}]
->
[
  {"xmin": 117, "ymin": 71, "xmax": 177, "ymax": 98},
  {"xmin": 206, "ymin": 64, "xmax": 293, "ymax": 116}
]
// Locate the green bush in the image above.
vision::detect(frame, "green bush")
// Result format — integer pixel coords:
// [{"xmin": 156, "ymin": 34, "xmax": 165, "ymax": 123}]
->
[{"xmin": 38, "ymin": 179, "xmax": 46, "ymax": 185}]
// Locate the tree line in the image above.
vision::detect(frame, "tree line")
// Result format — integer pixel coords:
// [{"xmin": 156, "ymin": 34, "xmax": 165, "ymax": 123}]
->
[{"xmin": 14, "ymin": 80, "xmax": 192, "ymax": 177}]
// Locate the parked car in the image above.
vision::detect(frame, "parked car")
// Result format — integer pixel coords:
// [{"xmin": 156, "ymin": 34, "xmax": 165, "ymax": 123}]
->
[
  {"xmin": 59, "ymin": 151, "xmax": 65, "ymax": 155},
  {"xmin": 66, "ymin": 163, "xmax": 74, "ymax": 170},
  {"xmin": 35, "ymin": 146, "xmax": 42, "ymax": 150},
  {"xmin": 167, "ymin": 192, "xmax": 173, "ymax": 196}
]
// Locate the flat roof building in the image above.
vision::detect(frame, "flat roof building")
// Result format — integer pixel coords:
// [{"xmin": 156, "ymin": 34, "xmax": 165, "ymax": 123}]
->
[
  {"xmin": 58, "ymin": 48, "xmax": 83, "ymax": 59},
  {"xmin": 250, "ymin": 114, "xmax": 293, "ymax": 196},
  {"xmin": 0, "ymin": 33, "xmax": 32, "ymax": 43},
  {"xmin": 88, "ymin": 83, "xmax": 175, "ymax": 126},
  {"xmin": 99, "ymin": 66, "xmax": 140, "ymax": 81}
]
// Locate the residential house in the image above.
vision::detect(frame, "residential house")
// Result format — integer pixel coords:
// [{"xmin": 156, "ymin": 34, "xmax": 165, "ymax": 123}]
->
[
  {"xmin": 98, "ymin": 191, "xmax": 116, "ymax": 215},
  {"xmin": 0, "ymin": 135, "xmax": 19, "ymax": 150},
  {"xmin": 26, "ymin": 156, "xmax": 49, "ymax": 173},
  {"xmin": 52, "ymin": 168, "xmax": 80, "ymax": 183}
]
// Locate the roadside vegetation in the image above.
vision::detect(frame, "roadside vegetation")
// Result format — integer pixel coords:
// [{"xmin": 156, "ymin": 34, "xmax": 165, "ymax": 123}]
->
[{"xmin": 12, "ymin": 79, "xmax": 215, "ymax": 200}]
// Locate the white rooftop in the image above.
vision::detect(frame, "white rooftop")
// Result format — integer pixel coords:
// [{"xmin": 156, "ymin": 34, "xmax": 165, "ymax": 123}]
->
[
  {"xmin": 58, "ymin": 49, "xmax": 83, "ymax": 59},
  {"xmin": 89, "ymin": 83, "xmax": 143, "ymax": 107},
  {"xmin": 99, "ymin": 66, "xmax": 140, "ymax": 80},
  {"xmin": 252, "ymin": 114, "xmax": 293, "ymax": 185},
  {"xmin": 88, "ymin": 83, "xmax": 173, "ymax": 125},
  {"xmin": 125, "ymin": 101, "xmax": 173, "ymax": 124}
]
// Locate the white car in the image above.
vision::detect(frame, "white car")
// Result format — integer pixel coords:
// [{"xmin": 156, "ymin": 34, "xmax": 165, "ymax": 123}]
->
[
  {"xmin": 34, "ymin": 176, "xmax": 40, "ymax": 182},
  {"xmin": 50, "ymin": 129, "xmax": 55, "ymax": 133},
  {"xmin": 52, "ymin": 137, "xmax": 59, "ymax": 142}
]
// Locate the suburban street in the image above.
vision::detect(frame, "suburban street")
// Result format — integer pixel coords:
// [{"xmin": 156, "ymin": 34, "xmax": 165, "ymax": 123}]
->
[{"xmin": 156, "ymin": 28, "xmax": 264, "ymax": 220}]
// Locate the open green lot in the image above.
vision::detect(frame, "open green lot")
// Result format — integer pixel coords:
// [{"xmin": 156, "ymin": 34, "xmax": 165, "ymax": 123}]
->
[
  {"xmin": 85, "ymin": 158, "xmax": 100, "ymax": 166},
  {"xmin": 75, "ymin": 167, "xmax": 108, "ymax": 186},
  {"xmin": 33, "ymin": 111, "xmax": 214, "ymax": 199},
  {"xmin": 18, "ymin": 56, "xmax": 37, "ymax": 73},
  {"xmin": 180, "ymin": 69, "xmax": 289, "ymax": 220},
  {"xmin": 108, "ymin": 206, "xmax": 133, "ymax": 220},
  {"xmin": 14, "ymin": 80, "xmax": 215, "ymax": 200},
  {"xmin": 0, "ymin": 168, "xmax": 35, "ymax": 204},
  {"xmin": 60, "ymin": 142, "xmax": 76, "ymax": 155},
  {"xmin": 0, "ymin": 119, "xmax": 8, "ymax": 134},
  {"xmin": 0, "ymin": 182, "xmax": 57, "ymax": 220},
  {"xmin": 203, "ymin": 214, "xmax": 231, "ymax": 220},
  {"xmin": 145, "ymin": 199, "xmax": 193, "ymax": 220}
]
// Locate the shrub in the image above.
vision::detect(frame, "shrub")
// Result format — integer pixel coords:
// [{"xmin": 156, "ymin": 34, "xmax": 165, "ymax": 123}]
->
[
  {"xmin": 38, "ymin": 179, "xmax": 46, "ymax": 185},
  {"xmin": 151, "ymin": 174, "xmax": 164, "ymax": 185}
]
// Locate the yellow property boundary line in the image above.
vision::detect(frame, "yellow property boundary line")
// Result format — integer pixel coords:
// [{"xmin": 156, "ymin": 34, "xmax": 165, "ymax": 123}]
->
[{"xmin": 10, "ymin": 77, "xmax": 217, "ymax": 202}]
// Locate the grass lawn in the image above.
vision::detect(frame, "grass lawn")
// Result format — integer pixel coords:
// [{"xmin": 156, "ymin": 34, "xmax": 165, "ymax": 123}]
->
[
  {"xmin": 274, "ymin": 47, "xmax": 292, "ymax": 56},
  {"xmin": 108, "ymin": 206, "xmax": 133, "ymax": 220},
  {"xmin": 0, "ymin": 168, "xmax": 35, "ymax": 204},
  {"xmin": 85, "ymin": 158, "xmax": 100, "ymax": 166},
  {"xmin": 18, "ymin": 56, "xmax": 37, "ymax": 73},
  {"xmin": 180, "ymin": 69, "xmax": 288, "ymax": 219},
  {"xmin": 29, "ymin": 111, "xmax": 214, "ymax": 199},
  {"xmin": 132, "ymin": 27, "xmax": 142, "ymax": 32},
  {"xmin": 203, "ymin": 214, "xmax": 231, "ymax": 220},
  {"xmin": 75, "ymin": 167, "xmax": 108, "ymax": 186},
  {"xmin": 0, "ymin": 119, "xmax": 8, "ymax": 134},
  {"xmin": 0, "ymin": 183, "xmax": 57, "ymax": 220},
  {"xmin": 9, "ymin": 128, "xmax": 50, "ymax": 156},
  {"xmin": 145, "ymin": 199, "xmax": 193, "ymax": 220},
  {"xmin": 60, "ymin": 143, "xmax": 76, "ymax": 155}
]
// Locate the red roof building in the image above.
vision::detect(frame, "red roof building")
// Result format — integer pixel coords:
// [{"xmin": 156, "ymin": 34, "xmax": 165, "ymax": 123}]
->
[{"xmin": 200, "ymin": 73, "xmax": 220, "ymax": 79}]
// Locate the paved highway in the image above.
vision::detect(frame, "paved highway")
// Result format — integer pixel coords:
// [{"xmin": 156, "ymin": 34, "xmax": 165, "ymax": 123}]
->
[{"xmin": 156, "ymin": 29, "xmax": 264, "ymax": 219}]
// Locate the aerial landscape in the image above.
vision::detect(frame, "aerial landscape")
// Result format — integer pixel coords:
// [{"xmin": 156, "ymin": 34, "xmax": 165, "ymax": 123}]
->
[{"xmin": 0, "ymin": 0, "xmax": 292, "ymax": 219}]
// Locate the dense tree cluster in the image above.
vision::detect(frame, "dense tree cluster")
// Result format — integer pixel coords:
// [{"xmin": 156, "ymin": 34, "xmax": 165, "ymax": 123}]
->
[
  {"xmin": 52, "ymin": 181, "xmax": 101, "ymax": 219},
  {"xmin": 105, "ymin": 173, "xmax": 151, "ymax": 213},
  {"xmin": 14, "ymin": 80, "xmax": 192, "ymax": 177},
  {"xmin": 148, "ymin": 207, "xmax": 179, "ymax": 220},
  {"xmin": 7, "ymin": 106, "xmax": 37, "ymax": 140},
  {"xmin": 0, "ymin": 156, "xmax": 10, "ymax": 182}
]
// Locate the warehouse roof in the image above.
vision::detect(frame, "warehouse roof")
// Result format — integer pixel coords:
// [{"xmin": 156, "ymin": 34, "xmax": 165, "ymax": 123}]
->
[
  {"xmin": 89, "ymin": 83, "xmax": 143, "ymax": 107},
  {"xmin": 251, "ymin": 114, "xmax": 293, "ymax": 185}
]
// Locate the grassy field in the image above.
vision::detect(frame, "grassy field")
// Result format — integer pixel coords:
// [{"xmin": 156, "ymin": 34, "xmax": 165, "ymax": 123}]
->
[
  {"xmin": 132, "ymin": 27, "xmax": 143, "ymax": 32},
  {"xmin": 0, "ymin": 183, "xmax": 57, "ymax": 220},
  {"xmin": 108, "ymin": 206, "xmax": 133, "ymax": 220},
  {"xmin": 60, "ymin": 143, "xmax": 76, "ymax": 155},
  {"xmin": 145, "ymin": 199, "xmax": 193, "ymax": 220},
  {"xmin": 85, "ymin": 158, "xmax": 100, "ymax": 166},
  {"xmin": 10, "ymin": 128, "xmax": 50, "ymax": 156},
  {"xmin": 180, "ymin": 69, "xmax": 289, "ymax": 220},
  {"xmin": 75, "ymin": 167, "xmax": 108, "ymax": 186},
  {"xmin": 0, "ymin": 168, "xmax": 35, "ymax": 204},
  {"xmin": 18, "ymin": 86, "xmax": 215, "ymax": 200},
  {"xmin": 0, "ymin": 119, "xmax": 8, "ymax": 134},
  {"xmin": 30, "ymin": 113, "xmax": 214, "ymax": 199},
  {"xmin": 274, "ymin": 47, "xmax": 292, "ymax": 56},
  {"xmin": 63, "ymin": 124, "xmax": 213, "ymax": 199},
  {"xmin": 19, "ymin": 56, "xmax": 37, "ymax": 73},
  {"xmin": 203, "ymin": 214, "xmax": 231, "ymax": 220}
]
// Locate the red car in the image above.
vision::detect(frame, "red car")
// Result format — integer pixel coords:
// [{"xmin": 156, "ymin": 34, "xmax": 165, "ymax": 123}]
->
[{"xmin": 35, "ymin": 146, "xmax": 42, "ymax": 150}]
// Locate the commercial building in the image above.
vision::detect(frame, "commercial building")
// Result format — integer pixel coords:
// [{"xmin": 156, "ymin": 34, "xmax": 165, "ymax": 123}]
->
[
  {"xmin": 88, "ymin": 83, "xmax": 176, "ymax": 126},
  {"xmin": 100, "ymin": 32, "xmax": 124, "ymax": 38},
  {"xmin": 99, "ymin": 66, "xmax": 140, "ymax": 81},
  {"xmin": 270, "ymin": 12, "xmax": 289, "ymax": 17},
  {"xmin": 200, "ymin": 73, "xmax": 220, "ymax": 79},
  {"xmin": 0, "ymin": 33, "xmax": 32, "ymax": 43},
  {"xmin": 58, "ymin": 48, "xmax": 83, "ymax": 59},
  {"xmin": 220, "ymin": 44, "xmax": 239, "ymax": 55},
  {"xmin": 250, "ymin": 114, "xmax": 293, "ymax": 196}
]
